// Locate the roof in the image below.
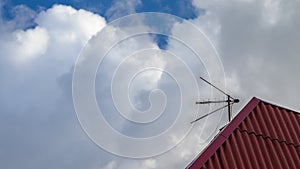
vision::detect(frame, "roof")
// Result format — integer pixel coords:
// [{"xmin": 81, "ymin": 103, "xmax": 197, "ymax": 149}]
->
[{"xmin": 187, "ymin": 97, "xmax": 300, "ymax": 169}]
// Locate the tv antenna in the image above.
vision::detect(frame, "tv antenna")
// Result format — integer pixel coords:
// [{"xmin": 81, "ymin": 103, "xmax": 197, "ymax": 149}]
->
[{"xmin": 191, "ymin": 77, "xmax": 239, "ymax": 124}]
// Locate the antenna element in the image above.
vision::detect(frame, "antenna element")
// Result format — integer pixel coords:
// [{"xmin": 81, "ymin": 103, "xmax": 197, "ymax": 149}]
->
[{"xmin": 191, "ymin": 77, "xmax": 239, "ymax": 124}]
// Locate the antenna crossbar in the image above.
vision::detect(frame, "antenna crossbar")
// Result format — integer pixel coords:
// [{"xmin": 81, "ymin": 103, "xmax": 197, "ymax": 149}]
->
[{"xmin": 196, "ymin": 100, "xmax": 228, "ymax": 104}]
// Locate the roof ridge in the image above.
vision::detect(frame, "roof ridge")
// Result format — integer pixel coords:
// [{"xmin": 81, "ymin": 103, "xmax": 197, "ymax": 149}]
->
[
  {"xmin": 257, "ymin": 97, "xmax": 300, "ymax": 115},
  {"xmin": 237, "ymin": 128, "xmax": 300, "ymax": 148}
]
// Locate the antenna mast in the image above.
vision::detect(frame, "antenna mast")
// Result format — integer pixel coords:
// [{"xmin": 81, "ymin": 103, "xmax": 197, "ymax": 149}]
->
[{"xmin": 191, "ymin": 77, "xmax": 239, "ymax": 124}]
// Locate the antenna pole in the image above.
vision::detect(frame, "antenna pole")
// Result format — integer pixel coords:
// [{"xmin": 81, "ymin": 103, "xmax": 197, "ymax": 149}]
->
[{"xmin": 227, "ymin": 95, "xmax": 231, "ymax": 121}]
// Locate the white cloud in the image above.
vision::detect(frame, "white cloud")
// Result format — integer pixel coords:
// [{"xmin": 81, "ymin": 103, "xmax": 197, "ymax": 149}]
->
[
  {"xmin": 36, "ymin": 5, "xmax": 106, "ymax": 43},
  {"xmin": 105, "ymin": 0, "xmax": 142, "ymax": 21},
  {"xmin": 6, "ymin": 4, "xmax": 37, "ymax": 29},
  {"xmin": 142, "ymin": 159, "xmax": 157, "ymax": 169},
  {"xmin": 102, "ymin": 161, "xmax": 117, "ymax": 169},
  {"xmin": 1, "ymin": 4, "xmax": 106, "ymax": 67},
  {"xmin": 34, "ymin": 4, "xmax": 106, "ymax": 69},
  {"xmin": 1, "ymin": 3, "xmax": 171, "ymax": 169},
  {"xmin": 2, "ymin": 1, "xmax": 300, "ymax": 169},
  {"xmin": 8, "ymin": 26, "xmax": 49, "ymax": 63},
  {"xmin": 0, "ymin": 4, "xmax": 109, "ymax": 169},
  {"xmin": 263, "ymin": 0, "xmax": 281, "ymax": 24}
]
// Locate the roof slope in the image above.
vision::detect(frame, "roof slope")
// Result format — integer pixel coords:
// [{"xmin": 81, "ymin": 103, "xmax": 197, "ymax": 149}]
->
[{"xmin": 187, "ymin": 97, "xmax": 300, "ymax": 169}]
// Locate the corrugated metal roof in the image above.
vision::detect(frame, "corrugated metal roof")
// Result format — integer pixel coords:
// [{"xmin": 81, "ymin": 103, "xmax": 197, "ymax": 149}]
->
[{"xmin": 187, "ymin": 97, "xmax": 300, "ymax": 169}]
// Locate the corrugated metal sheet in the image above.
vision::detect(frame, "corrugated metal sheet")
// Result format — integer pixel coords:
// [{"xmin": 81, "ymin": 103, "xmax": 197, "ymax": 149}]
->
[{"xmin": 187, "ymin": 97, "xmax": 300, "ymax": 169}]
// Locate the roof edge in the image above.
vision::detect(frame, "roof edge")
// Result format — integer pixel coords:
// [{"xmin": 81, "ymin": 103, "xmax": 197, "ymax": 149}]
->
[
  {"xmin": 187, "ymin": 97, "xmax": 261, "ymax": 169},
  {"xmin": 254, "ymin": 97, "xmax": 300, "ymax": 115}
]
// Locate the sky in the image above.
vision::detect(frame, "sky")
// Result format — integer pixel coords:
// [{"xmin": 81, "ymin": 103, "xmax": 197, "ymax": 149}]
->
[{"xmin": 1, "ymin": 0, "xmax": 300, "ymax": 169}]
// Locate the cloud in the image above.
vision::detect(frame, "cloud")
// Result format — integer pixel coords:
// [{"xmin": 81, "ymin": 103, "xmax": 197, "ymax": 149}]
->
[
  {"xmin": 36, "ymin": 5, "xmax": 106, "ymax": 42},
  {"xmin": 5, "ymin": 4, "xmax": 37, "ymax": 29},
  {"xmin": 191, "ymin": 0, "xmax": 300, "ymax": 112},
  {"xmin": 105, "ymin": 0, "xmax": 141, "ymax": 21},
  {"xmin": 8, "ymin": 26, "xmax": 48, "ymax": 63},
  {"xmin": 0, "ymin": 4, "xmax": 109, "ymax": 169},
  {"xmin": 88, "ymin": 12, "xmax": 226, "ymax": 168},
  {"xmin": 0, "ymin": 2, "xmax": 233, "ymax": 169},
  {"xmin": 1, "ymin": 3, "xmax": 175, "ymax": 169},
  {"xmin": 2, "ymin": 1, "xmax": 300, "ymax": 169}
]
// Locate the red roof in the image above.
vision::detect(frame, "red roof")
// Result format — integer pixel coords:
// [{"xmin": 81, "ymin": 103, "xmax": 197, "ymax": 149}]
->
[{"xmin": 187, "ymin": 97, "xmax": 300, "ymax": 169}]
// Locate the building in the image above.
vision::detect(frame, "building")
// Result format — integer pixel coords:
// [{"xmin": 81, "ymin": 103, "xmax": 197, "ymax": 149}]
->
[{"xmin": 187, "ymin": 97, "xmax": 300, "ymax": 169}]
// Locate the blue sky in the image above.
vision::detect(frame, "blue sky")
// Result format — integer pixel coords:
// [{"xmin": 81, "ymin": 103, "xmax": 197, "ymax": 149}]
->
[
  {"xmin": 2, "ymin": 0, "xmax": 200, "ymax": 20},
  {"xmin": 1, "ymin": 0, "xmax": 202, "ymax": 50},
  {"xmin": 1, "ymin": 0, "xmax": 300, "ymax": 169}
]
